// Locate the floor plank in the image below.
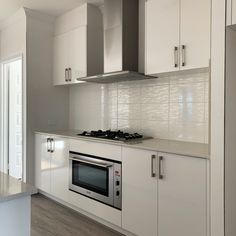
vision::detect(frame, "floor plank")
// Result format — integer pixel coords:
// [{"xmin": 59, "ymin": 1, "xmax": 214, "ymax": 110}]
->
[{"xmin": 31, "ymin": 194, "xmax": 123, "ymax": 236}]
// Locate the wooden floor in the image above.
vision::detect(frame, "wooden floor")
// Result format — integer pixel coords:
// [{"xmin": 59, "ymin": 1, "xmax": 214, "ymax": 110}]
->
[{"xmin": 31, "ymin": 194, "xmax": 123, "ymax": 236}]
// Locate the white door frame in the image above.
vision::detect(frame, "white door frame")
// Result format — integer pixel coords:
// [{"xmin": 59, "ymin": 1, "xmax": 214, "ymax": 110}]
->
[
  {"xmin": 0, "ymin": 55, "xmax": 24, "ymax": 179},
  {"xmin": 211, "ymin": 0, "xmax": 226, "ymax": 235}
]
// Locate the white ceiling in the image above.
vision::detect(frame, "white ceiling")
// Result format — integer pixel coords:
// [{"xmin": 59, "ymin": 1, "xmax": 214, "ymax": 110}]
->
[{"xmin": 0, "ymin": 0, "xmax": 104, "ymax": 22}]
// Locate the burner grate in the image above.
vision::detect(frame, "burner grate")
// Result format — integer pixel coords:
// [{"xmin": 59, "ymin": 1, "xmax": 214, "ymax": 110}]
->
[{"xmin": 78, "ymin": 130, "xmax": 144, "ymax": 142}]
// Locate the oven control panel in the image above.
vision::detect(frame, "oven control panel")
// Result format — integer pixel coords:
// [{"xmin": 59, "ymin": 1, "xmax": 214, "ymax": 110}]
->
[{"xmin": 113, "ymin": 163, "xmax": 122, "ymax": 210}]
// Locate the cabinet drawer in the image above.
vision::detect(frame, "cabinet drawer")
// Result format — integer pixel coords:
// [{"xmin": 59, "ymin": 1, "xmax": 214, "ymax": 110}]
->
[
  {"xmin": 69, "ymin": 190, "xmax": 121, "ymax": 227},
  {"xmin": 69, "ymin": 139, "xmax": 122, "ymax": 161}
]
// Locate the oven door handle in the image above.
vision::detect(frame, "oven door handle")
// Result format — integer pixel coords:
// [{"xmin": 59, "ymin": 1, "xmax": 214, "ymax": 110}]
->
[{"xmin": 69, "ymin": 157, "xmax": 113, "ymax": 168}]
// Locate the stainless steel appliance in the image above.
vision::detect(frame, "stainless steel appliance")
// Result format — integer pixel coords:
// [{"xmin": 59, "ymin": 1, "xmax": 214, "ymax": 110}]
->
[
  {"xmin": 69, "ymin": 152, "xmax": 122, "ymax": 210},
  {"xmin": 77, "ymin": 0, "xmax": 156, "ymax": 83},
  {"xmin": 78, "ymin": 130, "xmax": 152, "ymax": 143}
]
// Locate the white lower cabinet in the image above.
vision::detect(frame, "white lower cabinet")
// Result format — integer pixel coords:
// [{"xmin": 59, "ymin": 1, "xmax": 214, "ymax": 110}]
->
[
  {"xmin": 50, "ymin": 136, "xmax": 70, "ymax": 202},
  {"xmin": 68, "ymin": 191, "xmax": 122, "ymax": 227},
  {"xmin": 35, "ymin": 134, "xmax": 51, "ymax": 193},
  {"xmin": 35, "ymin": 135, "xmax": 208, "ymax": 236},
  {"xmin": 122, "ymin": 148, "xmax": 158, "ymax": 236},
  {"xmin": 122, "ymin": 147, "xmax": 208, "ymax": 236},
  {"xmin": 68, "ymin": 138, "xmax": 122, "ymax": 226},
  {"xmin": 158, "ymin": 153, "xmax": 207, "ymax": 236},
  {"xmin": 35, "ymin": 134, "xmax": 69, "ymax": 202},
  {"xmin": 35, "ymin": 134, "xmax": 121, "ymax": 226}
]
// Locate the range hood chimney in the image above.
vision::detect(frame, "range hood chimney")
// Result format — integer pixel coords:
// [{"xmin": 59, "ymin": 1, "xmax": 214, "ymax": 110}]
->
[{"xmin": 78, "ymin": 0, "xmax": 156, "ymax": 83}]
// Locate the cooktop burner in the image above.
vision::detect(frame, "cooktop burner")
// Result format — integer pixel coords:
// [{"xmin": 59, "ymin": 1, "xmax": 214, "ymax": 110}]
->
[{"xmin": 78, "ymin": 130, "xmax": 150, "ymax": 142}]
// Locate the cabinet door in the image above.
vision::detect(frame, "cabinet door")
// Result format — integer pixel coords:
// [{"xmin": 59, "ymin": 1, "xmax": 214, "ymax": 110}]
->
[
  {"xmin": 68, "ymin": 26, "xmax": 87, "ymax": 83},
  {"xmin": 158, "ymin": 153, "xmax": 207, "ymax": 236},
  {"xmin": 180, "ymin": 0, "xmax": 210, "ymax": 70},
  {"xmin": 51, "ymin": 137, "xmax": 69, "ymax": 202},
  {"xmin": 53, "ymin": 33, "xmax": 69, "ymax": 85},
  {"xmin": 122, "ymin": 148, "xmax": 158, "ymax": 236},
  {"xmin": 35, "ymin": 134, "xmax": 51, "ymax": 193},
  {"xmin": 145, "ymin": 0, "xmax": 180, "ymax": 75},
  {"xmin": 227, "ymin": 0, "xmax": 232, "ymax": 26},
  {"xmin": 232, "ymin": 0, "xmax": 236, "ymax": 25}
]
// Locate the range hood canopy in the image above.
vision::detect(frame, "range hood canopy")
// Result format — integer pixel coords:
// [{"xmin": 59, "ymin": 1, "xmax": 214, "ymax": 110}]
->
[
  {"xmin": 78, "ymin": 0, "xmax": 157, "ymax": 83},
  {"xmin": 79, "ymin": 71, "xmax": 156, "ymax": 83}
]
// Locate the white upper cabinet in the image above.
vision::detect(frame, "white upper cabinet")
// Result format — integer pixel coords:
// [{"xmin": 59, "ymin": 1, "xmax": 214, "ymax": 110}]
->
[
  {"xmin": 145, "ymin": 0, "xmax": 180, "ymax": 75},
  {"xmin": 53, "ymin": 27, "xmax": 87, "ymax": 85},
  {"xmin": 145, "ymin": 0, "xmax": 210, "ymax": 75},
  {"xmin": 53, "ymin": 33, "xmax": 69, "ymax": 85},
  {"xmin": 231, "ymin": 0, "xmax": 236, "ymax": 25},
  {"xmin": 180, "ymin": 0, "xmax": 211, "ymax": 70},
  {"xmin": 68, "ymin": 26, "xmax": 87, "ymax": 83},
  {"xmin": 53, "ymin": 4, "xmax": 103, "ymax": 86},
  {"xmin": 122, "ymin": 148, "xmax": 158, "ymax": 236},
  {"xmin": 227, "ymin": 0, "xmax": 236, "ymax": 26},
  {"xmin": 158, "ymin": 153, "xmax": 208, "ymax": 236}
]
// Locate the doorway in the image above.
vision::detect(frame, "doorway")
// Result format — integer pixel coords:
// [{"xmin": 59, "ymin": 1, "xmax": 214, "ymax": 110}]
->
[{"xmin": 1, "ymin": 57, "xmax": 23, "ymax": 179}]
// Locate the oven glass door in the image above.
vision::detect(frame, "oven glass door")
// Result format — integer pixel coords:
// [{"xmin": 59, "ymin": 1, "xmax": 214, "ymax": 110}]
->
[{"xmin": 72, "ymin": 160, "xmax": 109, "ymax": 196}]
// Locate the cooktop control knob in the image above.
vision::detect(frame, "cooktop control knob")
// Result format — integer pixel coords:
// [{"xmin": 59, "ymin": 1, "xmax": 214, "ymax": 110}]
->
[
  {"xmin": 116, "ymin": 180, "xmax": 120, "ymax": 186},
  {"xmin": 116, "ymin": 191, "xmax": 120, "ymax": 196}
]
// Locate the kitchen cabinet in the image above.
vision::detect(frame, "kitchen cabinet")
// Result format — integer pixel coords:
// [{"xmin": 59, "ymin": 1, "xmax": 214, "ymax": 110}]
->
[
  {"xmin": 68, "ymin": 191, "xmax": 122, "ymax": 227},
  {"xmin": 35, "ymin": 134, "xmax": 51, "ymax": 193},
  {"xmin": 53, "ymin": 27, "xmax": 87, "ymax": 85},
  {"xmin": 69, "ymin": 27, "xmax": 87, "ymax": 83},
  {"xmin": 145, "ymin": 0, "xmax": 210, "ymax": 75},
  {"xmin": 70, "ymin": 138, "xmax": 122, "ymax": 162},
  {"xmin": 53, "ymin": 33, "xmax": 69, "ymax": 86},
  {"xmin": 68, "ymin": 138, "xmax": 122, "ymax": 226},
  {"xmin": 122, "ymin": 148, "xmax": 158, "ymax": 236},
  {"xmin": 122, "ymin": 147, "xmax": 208, "ymax": 236},
  {"xmin": 35, "ymin": 134, "xmax": 122, "ymax": 226},
  {"xmin": 158, "ymin": 153, "xmax": 207, "ymax": 236},
  {"xmin": 50, "ymin": 136, "xmax": 70, "ymax": 201},
  {"xmin": 35, "ymin": 134, "xmax": 69, "ymax": 202},
  {"xmin": 53, "ymin": 4, "xmax": 103, "ymax": 86},
  {"xmin": 145, "ymin": 0, "xmax": 179, "ymax": 75},
  {"xmin": 227, "ymin": 0, "xmax": 236, "ymax": 26},
  {"xmin": 35, "ymin": 132, "xmax": 208, "ymax": 236},
  {"xmin": 227, "ymin": 0, "xmax": 232, "ymax": 26},
  {"xmin": 180, "ymin": 0, "xmax": 210, "ymax": 70}
]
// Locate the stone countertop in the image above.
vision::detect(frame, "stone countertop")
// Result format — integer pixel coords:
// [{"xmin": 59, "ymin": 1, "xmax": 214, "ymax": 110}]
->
[
  {"xmin": 35, "ymin": 130, "xmax": 210, "ymax": 159},
  {"xmin": 0, "ymin": 172, "xmax": 37, "ymax": 203}
]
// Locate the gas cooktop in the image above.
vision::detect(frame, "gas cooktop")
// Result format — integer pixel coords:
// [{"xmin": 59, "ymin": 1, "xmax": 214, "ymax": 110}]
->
[{"xmin": 78, "ymin": 130, "xmax": 152, "ymax": 143}]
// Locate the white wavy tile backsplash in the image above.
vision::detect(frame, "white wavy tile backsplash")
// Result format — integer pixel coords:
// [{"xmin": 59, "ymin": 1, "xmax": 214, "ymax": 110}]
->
[{"xmin": 69, "ymin": 72, "xmax": 209, "ymax": 143}]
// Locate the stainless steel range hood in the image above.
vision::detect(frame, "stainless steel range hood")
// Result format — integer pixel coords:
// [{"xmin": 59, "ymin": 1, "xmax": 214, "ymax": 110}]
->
[
  {"xmin": 79, "ymin": 71, "xmax": 156, "ymax": 83},
  {"xmin": 78, "ymin": 0, "xmax": 157, "ymax": 83}
]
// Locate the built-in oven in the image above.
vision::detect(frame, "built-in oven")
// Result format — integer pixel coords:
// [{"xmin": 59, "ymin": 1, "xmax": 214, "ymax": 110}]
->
[{"xmin": 69, "ymin": 151, "xmax": 122, "ymax": 210}]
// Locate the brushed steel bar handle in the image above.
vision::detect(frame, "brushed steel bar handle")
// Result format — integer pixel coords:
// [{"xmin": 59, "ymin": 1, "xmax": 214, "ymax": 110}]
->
[
  {"xmin": 151, "ymin": 155, "xmax": 156, "ymax": 177},
  {"xmin": 69, "ymin": 157, "xmax": 113, "ymax": 168},
  {"xmin": 65, "ymin": 68, "xmax": 68, "ymax": 82},
  {"xmin": 69, "ymin": 68, "xmax": 72, "ymax": 82},
  {"xmin": 50, "ymin": 138, "xmax": 54, "ymax": 153},
  {"xmin": 174, "ymin": 46, "xmax": 179, "ymax": 68},
  {"xmin": 47, "ymin": 138, "xmax": 51, "ymax": 152},
  {"xmin": 182, "ymin": 45, "xmax": 186, "ymax": 67},
  {"xmin": 159, "ymin": 156, "xmax": 164, "ymax": 179}
]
